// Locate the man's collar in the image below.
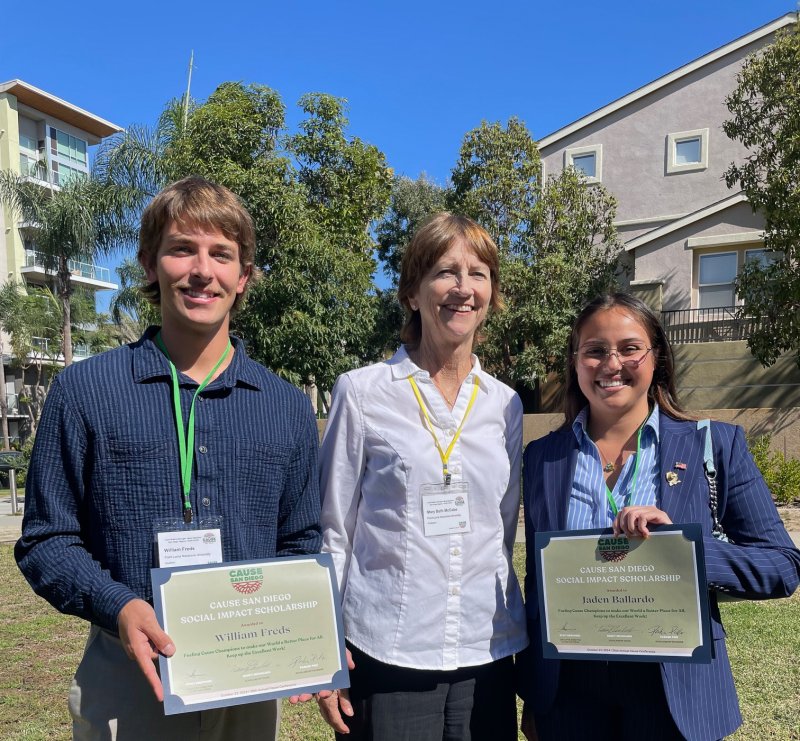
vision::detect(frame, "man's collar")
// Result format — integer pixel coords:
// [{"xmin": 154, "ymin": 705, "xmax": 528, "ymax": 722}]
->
[{"xmin": 132, "ymin": 326, "xmax": 263, "ymax": 390}]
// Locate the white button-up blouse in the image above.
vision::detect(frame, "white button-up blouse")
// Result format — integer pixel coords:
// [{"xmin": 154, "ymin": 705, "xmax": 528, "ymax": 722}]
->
[{"xmin": 320, "ymin": 346, "xmax": 528, "ymax": 670}]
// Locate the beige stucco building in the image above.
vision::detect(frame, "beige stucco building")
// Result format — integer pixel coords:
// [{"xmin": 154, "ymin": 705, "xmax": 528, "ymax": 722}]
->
[{"xmin": 538, "ymin": 13, "xmax": 800, "ymax": 411}]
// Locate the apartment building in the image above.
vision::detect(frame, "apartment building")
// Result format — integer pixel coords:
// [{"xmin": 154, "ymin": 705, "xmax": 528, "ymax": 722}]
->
[{"xmin": 0, "ymin": 79, "xmax": 122, "ymax": 443}]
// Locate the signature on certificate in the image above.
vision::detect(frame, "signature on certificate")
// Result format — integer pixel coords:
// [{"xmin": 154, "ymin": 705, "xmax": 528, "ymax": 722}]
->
[
  {"xmin": 648, "ymin": 625, "xmax": 685, "ymax": 638},
  {"xmin": 597, "ymin": 623, "xmax": 637, "ymax": 634},
  {"xmin": 288, "ymin": 653, "xmax": 326, "ymax": 669},
  {"xmin": 233, "ymin": 659, "xmax": 272, "ymax": 674}
]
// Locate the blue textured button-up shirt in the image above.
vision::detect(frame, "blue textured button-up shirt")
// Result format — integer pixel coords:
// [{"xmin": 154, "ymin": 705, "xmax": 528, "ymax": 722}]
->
[
  {"xmin": 567, "ymin": 405, "xmax": 661, "ymax": 529},
  {"xmin": 15, "ymin": 328, "xmax": 321, "ymax": 632}
]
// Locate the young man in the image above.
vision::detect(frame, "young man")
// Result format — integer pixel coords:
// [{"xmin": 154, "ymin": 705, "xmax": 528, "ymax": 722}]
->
[{"xmin": 16, "ymin": 177, "xmax": 321, "ymax": 740}]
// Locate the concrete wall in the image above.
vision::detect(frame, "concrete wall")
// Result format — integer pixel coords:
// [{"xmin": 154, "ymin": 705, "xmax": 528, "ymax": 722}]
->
[
  {"xmin": 320, "ymin": 407, "xmax": 800, "ymax": 460},
  {"xmin": 533, "ymin": 343, "xmax": 800, "ymax": 414},
  {"xmin": 521, "ymin": 407, "xmax": 800, "ymax": 459},
  {"xmin": 673, "ymin": 342, "xmax": 800, "ymax": 409}
]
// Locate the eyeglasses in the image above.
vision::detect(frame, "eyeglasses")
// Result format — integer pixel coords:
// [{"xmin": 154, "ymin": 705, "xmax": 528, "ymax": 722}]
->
[{"xmin": 574, "ymin": 345, "xmax": 653, "ymax": 369}]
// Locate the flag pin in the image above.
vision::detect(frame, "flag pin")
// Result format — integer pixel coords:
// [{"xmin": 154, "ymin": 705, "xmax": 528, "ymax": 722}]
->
[{"xmin": 675, "ymin": 462, "xmax": 687, "ymax": 470}]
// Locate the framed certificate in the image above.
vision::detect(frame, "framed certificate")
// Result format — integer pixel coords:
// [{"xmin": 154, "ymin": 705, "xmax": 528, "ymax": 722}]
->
[
  {"xmin": 535, "ymin": 525, "xmax": 711, "ymax": 662},
  {"xmin": 151, "ymin": 553, "xmax": 349, "ymax": 715}
]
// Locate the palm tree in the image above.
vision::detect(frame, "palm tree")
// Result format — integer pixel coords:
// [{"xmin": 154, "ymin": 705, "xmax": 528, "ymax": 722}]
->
[
  {"xmin": 0, "ymin": 172, "xmax": 141, "ymax": 366},
  {"xmin": 110, "ymin": 258, "xmax": 160, "ymax": 342}
]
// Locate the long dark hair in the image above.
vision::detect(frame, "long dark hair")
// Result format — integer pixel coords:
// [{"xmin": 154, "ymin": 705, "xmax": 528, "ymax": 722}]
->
[{"xmin": 562, "ymin": 293, "xmax": 693, "ymax": 425}]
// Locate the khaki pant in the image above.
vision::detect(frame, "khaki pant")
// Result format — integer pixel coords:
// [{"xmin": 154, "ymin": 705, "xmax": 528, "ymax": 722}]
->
[{"xmin": 69, "ymin": 625, "xmax": 280, "ymax": 741}]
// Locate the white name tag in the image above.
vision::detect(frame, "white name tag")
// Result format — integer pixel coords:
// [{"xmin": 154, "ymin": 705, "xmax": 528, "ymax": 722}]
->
[
  {"xmin": 157, "ymin": 528, "xmax": 223, "ymax": 567},
  {"xmin": 421, "ymin": 482, "xmax": 472, "ymax": 537}
]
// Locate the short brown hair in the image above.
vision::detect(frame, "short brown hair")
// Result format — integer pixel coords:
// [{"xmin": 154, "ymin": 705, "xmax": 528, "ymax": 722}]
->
[
  {"xmin": 397, "ymin": 213, "xmax": 502, "ymax": 348},
  {"xmin": 137, "ymin": 176, "xmax": 258, "ymax": 311}
]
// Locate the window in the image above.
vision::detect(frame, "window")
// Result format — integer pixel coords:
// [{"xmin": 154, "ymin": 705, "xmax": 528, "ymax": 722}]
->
[
  {"xmin": 572, "ymin": 153, "xmax": 596, "ymax": 178},
  {"xmin": 19, "ymin": 133, "xmax": 38, "ymax": 153},
  {"xmin": 19, "ymin": 153, "xmax": 45, "ymax": 180},
  {"xmin": 49, "ymin": 127, "xmax": 88, "ymax": 165},
  {"xmin": 744, "ymin": 248, "xmax": 778, "ymax": 269},
  {"xmin": 564, "ymin": 144, "xmax": 602, "ymax": 183},
  {"xmin": 698, "ymin": 252, "xmax": 737, "ymax": 308},
  {"xmin": 666, "ymin": 129, "xmax": 708, "ymax": 173},
  {"xmin": 695, "ymin": 246, "xmax": 778, "ymax": 309},
  {"xmin": 52, "ymin": 161, "xmax": 87, "ymax": 186}
]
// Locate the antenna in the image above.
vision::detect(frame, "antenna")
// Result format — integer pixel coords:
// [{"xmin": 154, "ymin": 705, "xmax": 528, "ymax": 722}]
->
[{"xmin": 182, "ymin": 50, "xmax": 194, "ymax": 131}]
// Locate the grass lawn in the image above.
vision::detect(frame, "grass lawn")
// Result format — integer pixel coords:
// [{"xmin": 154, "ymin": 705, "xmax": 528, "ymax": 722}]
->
[{"xmin": 1, "ymin": 543, "xmax": 797, "ymax": 740}]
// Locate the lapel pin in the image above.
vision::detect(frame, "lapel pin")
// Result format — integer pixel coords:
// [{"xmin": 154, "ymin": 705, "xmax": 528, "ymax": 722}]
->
[
  {"xmin": 665, "ymin": 471, "xmax": 680, "ymax": 486},
  {"xmin": 674, "ymin": 462, "xmax": 687, "ymax": 470}
]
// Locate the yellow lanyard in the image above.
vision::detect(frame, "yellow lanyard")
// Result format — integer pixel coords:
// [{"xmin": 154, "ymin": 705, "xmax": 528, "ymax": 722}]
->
[{"xmin": 407, "ymin": 375, "xmax": 480, "ymax": 484}]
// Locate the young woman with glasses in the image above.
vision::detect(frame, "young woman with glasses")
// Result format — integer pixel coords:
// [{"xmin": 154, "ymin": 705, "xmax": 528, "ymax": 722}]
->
[{"xmin": 518, "ymin": 292, "xmax": 800, "ymax": 741}]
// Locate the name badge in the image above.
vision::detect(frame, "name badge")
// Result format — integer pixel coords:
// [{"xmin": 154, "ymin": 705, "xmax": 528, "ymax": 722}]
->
[
  {"xmin": 157, "ymin": 528, "xmax": 223, "ymax": 567},
  {"xmin": 421, "ymin": 482, "xmax": 472, "ymax": 537}
]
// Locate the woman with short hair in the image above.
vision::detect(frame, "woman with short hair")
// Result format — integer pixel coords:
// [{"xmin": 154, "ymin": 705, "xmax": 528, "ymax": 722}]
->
[{"xmin": 318, "ymin": 213, "xmax": 527, "ymax": 740}]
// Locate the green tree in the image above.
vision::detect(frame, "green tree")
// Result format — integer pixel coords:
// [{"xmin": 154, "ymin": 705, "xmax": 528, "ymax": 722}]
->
[
  {"xmin": 0, "ymin": 282, "xmax": 62, "ymax": 437},
  {"xmin": 450, "ymin": 118, "xmax": 540, "ymax": 253},
  {"xmin": 376, "ymin": 174, "xmax": 448, "ymax": 283},
  {"xmin": 102, "ymin": 83, "xmax": 392, "ymax": 401},
  {"xmin": 449, "ymin": 119, "xmax": 622, "ymax": 387},
  {"xmin": 0, "ymin": 173, "xmax": 139, "ymax": 366},
  {"xmin": 723, "ymin": 19, "xmax": 800, "ymax": 367},
  {"xmin": 110, "ymin": 258, "xmax": 161, "ymax": 342}
]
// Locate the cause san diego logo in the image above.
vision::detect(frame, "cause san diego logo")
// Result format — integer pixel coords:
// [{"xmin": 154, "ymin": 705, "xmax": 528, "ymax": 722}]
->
[
  {"xmin": 597, "ymin": 536, "xmax": 630, "ymax": 563},
  {"xmin": 229, "ymin": 567, "xmax": 263, "ymax": 595}
]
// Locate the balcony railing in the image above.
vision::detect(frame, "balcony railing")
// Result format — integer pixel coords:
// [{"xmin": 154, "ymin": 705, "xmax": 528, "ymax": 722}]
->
[
  {"xmin": 3, "ymin": 393, "xmax": 20, "ymax": 413},
  {"xmin": 660, "ymin": 307, "xmax": 760, "ymax": 344},
  {"xmin": 24, "ymin": 250, "xmax": 112, "ymax": 283},
  {"xmin": 30, "ymin": 337, "xmax": 111, "ymax": 361}
]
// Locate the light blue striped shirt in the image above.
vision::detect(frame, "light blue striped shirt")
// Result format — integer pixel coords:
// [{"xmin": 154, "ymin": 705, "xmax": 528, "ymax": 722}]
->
[{"xmin": 567, "ymin": 405, "xmax": 661, "ymax": 530}]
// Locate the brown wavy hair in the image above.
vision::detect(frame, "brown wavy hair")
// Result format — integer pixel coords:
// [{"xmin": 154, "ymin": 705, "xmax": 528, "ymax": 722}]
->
[
  {"xmin": 562, "ymin": 293, "xmax": 693, "ymax": 425},
  {"xmin": 397, "ymin": 212, "xmax": 502, "ymax": 349},
  {"xmin": 137, "ymin": 176, "xmax": 259, "ymax": 313}
]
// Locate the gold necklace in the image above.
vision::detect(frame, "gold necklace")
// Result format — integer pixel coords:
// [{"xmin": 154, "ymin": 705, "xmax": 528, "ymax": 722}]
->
[
  {"xmin": 597, "ymin": 446, "xmax": 619, "ymax": 474},
  {"xmin": 433, "ymin": 379, "xmax": 459, "ymax": 408}
]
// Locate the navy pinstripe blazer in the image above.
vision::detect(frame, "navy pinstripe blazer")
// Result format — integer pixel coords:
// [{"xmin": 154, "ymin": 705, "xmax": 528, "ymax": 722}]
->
[{"xmin": 518, "ymin": 414, "xmax": 800, "ymax": 741}]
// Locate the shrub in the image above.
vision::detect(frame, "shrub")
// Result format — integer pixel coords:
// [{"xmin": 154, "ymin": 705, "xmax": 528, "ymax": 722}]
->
[
  {"xmin": 748, "ymin": 434, "xmax": 800, "ymax": 505},
  {"xmin": 8, "ymin": 434, "xmax": 35, "ymax": 488}
]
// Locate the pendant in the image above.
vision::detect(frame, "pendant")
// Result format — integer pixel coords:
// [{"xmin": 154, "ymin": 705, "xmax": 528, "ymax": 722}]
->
[{"xmin": 603, "ymin": 462, "xmax": 615, "ymax": 473}]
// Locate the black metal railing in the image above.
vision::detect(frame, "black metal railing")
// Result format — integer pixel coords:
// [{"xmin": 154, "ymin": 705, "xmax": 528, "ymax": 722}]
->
[{"xmin": 660, "ymin": 307, "xmax": 759, "ymax": 344}]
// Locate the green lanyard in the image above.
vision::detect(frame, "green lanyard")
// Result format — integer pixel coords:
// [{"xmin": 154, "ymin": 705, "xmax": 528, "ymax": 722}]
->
[
  {"xmin": 603, "ymin": 424, "xmax": 645, "ymax": 517},
  {"xmin": 155, "ymin": 331, "xmax": 231, "ymax": 523},
  {"xmin": 407, "ymin": 376, "xmax": 480, "ymax": 484}
]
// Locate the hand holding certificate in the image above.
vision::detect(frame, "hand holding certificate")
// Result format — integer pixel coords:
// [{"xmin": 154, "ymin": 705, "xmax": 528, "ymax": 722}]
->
[
  {"xmin": 151, "ymin": 553, "xmax": 349, "ymax": 715},
  {"xmin": 535, "ymin": 524, "xmax": 711, "ymax": 662}
]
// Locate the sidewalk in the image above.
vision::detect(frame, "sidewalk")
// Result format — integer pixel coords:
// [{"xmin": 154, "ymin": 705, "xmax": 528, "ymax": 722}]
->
[{"xmin": 0, "ymin": 495, "xmax": 23, "ymax": 543}]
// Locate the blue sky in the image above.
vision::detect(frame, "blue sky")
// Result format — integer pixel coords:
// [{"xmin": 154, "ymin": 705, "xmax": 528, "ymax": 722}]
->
[{"xmin": 2, "ymin": 0, "xmax": 794, "ymax": 296}]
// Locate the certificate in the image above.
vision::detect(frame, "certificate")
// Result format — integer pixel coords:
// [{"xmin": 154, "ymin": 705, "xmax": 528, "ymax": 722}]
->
[
  {"xmin": 535, "ymin": 525, "xmax": 711, "ymax": 662},
  {"xmin": 151, "ymin": 554, "xmax": 349, "ymax": 715}
]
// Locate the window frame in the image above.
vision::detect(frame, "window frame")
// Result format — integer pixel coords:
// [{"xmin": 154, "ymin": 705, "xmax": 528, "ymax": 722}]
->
[
  {"xmin": 666, "ymin": 128, "xmax": 709, "ymax": 174},
  {"xmin": 564, "ymin": 143, "xmax": 603, "ymax": 184},
  {"xmin": 697, "ymin": 250, "xmax": 737, "ymax": 309}
]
